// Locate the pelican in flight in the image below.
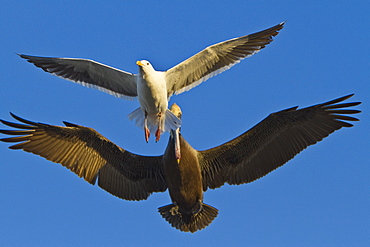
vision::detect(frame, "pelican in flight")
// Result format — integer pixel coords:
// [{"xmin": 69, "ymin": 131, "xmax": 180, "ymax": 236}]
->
[
  {"xmin": 18, "ymin": 22, "xmax": 284, "ymax": 144},
  {"xmin": 0, "ymin": 94, "xmax": 360, "ymax": 233}
]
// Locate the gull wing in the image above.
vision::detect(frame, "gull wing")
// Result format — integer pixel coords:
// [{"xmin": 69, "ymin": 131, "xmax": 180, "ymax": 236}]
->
[
  {"xmin": 0, "ymin": 114, "xmax": 167, "ymax": 201},
  {"xmin": 165, "ymin": 22, "xmax": 284, "ymax": 98},
  {"xmin": 198, "ymin": 94, "xmax": 361, "ymax": 190},
  {"xmin": 19, "ymin": 54, "xmax": 138, "ymax": 100}
]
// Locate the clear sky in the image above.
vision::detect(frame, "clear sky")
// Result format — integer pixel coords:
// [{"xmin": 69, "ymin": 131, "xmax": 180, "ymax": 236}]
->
[{"xmin": 0, "ymin": 1, "xmax": 369, "ymax": 246}]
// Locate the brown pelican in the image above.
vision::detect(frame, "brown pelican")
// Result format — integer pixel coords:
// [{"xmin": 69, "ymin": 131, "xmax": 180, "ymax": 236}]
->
[
  {"xmin": 0, "ymin": 94, "xmax": 360, "ymax": 232},
  {"xmin": 18, "ymin": 22, "xmax": 284, "ymax": 144}
]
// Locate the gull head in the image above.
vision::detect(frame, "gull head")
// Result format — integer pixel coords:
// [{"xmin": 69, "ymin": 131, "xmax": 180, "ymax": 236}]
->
[{"xmin": 136, "ymin": 60, "xmax": 154, "ymax": 72}]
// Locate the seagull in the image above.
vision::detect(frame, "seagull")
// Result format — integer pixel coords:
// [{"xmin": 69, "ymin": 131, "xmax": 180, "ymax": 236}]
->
[
  {"xmin": 18, "ymin": 22, "xmax": 284, "ymax": 143},
  {"xmin": 0, "ymin": 94, "xmax": 361, "ymax": 232}
]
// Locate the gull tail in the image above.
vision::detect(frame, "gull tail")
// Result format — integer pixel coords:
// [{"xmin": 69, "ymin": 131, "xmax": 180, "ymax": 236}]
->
[
  {"xmin": 158, "ymin": 203, "xmax": 218, "ymax": 233},
  {"xmin": 128, "ymin": 107, "xmax": 181, "ymax": 135},
  {"xmin": 164, "ymin": 109, "xmax": 181, "ymax": 132},
  {"xmin": 128, "ymin": 107, "xmax": 145, "ymax": 128}
]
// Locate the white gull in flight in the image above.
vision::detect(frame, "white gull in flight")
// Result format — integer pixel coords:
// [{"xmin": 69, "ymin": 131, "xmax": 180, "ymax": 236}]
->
[{"xmin": 19, "ymin": 22, "xmax": 284, "ymax": 144}]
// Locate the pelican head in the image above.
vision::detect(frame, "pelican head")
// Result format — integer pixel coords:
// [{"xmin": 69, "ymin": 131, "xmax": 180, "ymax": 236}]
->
[
  {"xmin": 170, "ymin": 103, "xmax": 182, "ymax": 120},
  {"xmin": 170, "ymin": 103, "xmax": 182, "ymax": 162}
]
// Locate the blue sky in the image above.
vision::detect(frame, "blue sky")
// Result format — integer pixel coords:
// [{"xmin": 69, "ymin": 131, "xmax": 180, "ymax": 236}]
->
[{"xmin": 0, "ymin": 1, "xmax": 369, "ymax": 246}]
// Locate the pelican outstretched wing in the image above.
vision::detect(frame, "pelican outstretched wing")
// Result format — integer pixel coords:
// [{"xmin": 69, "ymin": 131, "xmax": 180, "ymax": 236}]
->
[
  {"xmin": 199, "ymin": 94, "xmax": 361, "ymax": 190},
  {"xmin": 0, "ymin": 114, "xmax": 166, "ymax": 200}
]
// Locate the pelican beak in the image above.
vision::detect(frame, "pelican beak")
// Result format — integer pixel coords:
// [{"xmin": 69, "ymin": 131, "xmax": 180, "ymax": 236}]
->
[
  {"xmin": 173, "ymin": 128, "xmax": 181, "ymax": 163},
  {"xmin": 136, "ymin": 61, "xmax": 143, "ymax": 66}
]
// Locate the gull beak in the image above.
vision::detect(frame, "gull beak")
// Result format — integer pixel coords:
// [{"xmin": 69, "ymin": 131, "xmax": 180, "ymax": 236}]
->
[
  {"xmin": 173, "ymin": 128, "xmax": 181, "ymax": 163},
  {"xmin": 136, "ymin": 61, "xmax": 143, "ymax": 66}
]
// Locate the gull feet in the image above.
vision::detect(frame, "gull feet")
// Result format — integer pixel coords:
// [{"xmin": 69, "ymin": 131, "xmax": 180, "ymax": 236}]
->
[
  {"xmin": 155, "ymin": 128, "xmax": 161, "ymax": 142},
  {"xmin": 145, "ymin": 127, "xmax": 150, "ymax": 143}
]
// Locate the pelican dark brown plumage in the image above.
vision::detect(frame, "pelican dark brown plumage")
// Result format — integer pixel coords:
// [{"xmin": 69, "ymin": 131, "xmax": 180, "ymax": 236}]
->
[{"xmin": 0, "ymin": 94, "xmax": 361, "ymax": 232}]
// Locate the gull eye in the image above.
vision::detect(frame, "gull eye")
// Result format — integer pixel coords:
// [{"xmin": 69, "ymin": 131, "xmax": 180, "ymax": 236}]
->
[{"xmin": 146, "ymin": 62, "xmax": 149, "ymax": 65}]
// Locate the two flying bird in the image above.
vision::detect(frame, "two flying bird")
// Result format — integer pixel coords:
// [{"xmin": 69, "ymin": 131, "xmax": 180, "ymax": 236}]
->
[{"xmin": 2, "ymin": 22, "xmax": 362, "ymax": 232}]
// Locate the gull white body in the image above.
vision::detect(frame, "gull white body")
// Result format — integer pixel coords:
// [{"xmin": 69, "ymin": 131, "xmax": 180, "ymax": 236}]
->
[
  {"xmin": 137, "ymin": 65, "xmax": 167, "ymax": 116},
  {"xmin": 134, "ymin": 61, "xmax": 173, "ymax": 141}
]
